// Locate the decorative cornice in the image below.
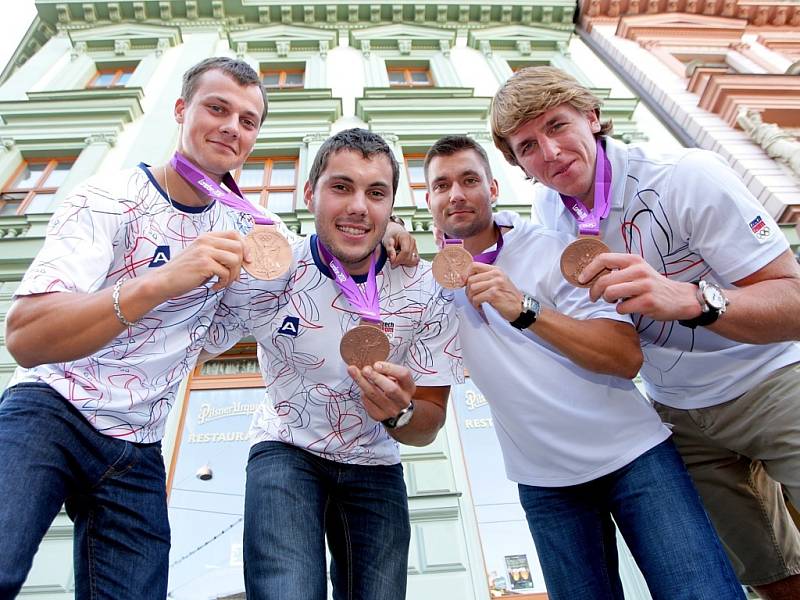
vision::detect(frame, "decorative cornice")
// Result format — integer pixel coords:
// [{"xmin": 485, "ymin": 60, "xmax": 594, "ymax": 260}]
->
[
  {"xmin": 615, "ymin": 13, "xmax": 747, "ymax": 45},
  {"xmin": 67, "ymin": 22, "xmax": 182, "ymax": 54},
  {"xmin": 467, "ymin": 23, "xmax": 572, "ymax": 53},
  {"xmin": 582, "ymin": 0, "xmax": 800, "ymax": 27},
  {"xmin": 696, "ymin": 73, "xmax": 800, "ymax": 127},
  {"xmin": 0, "ymin": 88, "xmax": 144, "ymax": 151},
  {"xmin": 228, "ymin": 24, "xmax": 338, "ymax": 55},
  {"xmin": 349, "ymin": 23, "xmax": 456, "ymax": 53},
  {"xmin": 737, "ymin": 107, "xmax": 800, "ymax": 177}
]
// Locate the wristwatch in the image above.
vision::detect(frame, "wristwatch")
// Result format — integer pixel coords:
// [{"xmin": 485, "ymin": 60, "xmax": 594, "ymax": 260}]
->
[
  {"xmin": 678, "ymin": 280, "xmax": 729, "ymax": 329},
  {"xmin": 382, "ymin": 400, "xmax": 414, "ymax": 429},
  {"xmin": 509, "ymin": 293, "xmax": 540, "ymax": 330}
]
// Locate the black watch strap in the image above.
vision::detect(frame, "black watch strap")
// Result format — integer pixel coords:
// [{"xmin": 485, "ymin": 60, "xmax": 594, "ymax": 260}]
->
[
  {"xmin": 678, "ymin": 310, "xmax": 720, "ymax": 329},
  {"xmin": 510, "ymin": 310, "xmax": 537, "ymax": 330}
]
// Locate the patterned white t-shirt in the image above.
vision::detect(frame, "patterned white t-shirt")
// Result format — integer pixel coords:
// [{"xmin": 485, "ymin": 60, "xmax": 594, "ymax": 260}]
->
[
  {"xmin": 534, "ymin": 137, "xmax": 800, "ymax": 409},
  {"xmin": 207, "ymin": 235, "xmax": 463, "ymax": 465},
  {"xmin": 9, "ymin": 164, "xmax": 291, "ymax": 442}
]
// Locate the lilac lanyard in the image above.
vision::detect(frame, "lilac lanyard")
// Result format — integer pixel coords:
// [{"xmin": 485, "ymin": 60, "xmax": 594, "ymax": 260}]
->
[
  {"xmin": 317, "ymin": 240, "xmax": 381, "ymax": 323},
  {"xmin": 169, "ymin": 152, "xmax": 274, "ymax": 225},
  {"xmin": 444, "ymin": 224, "xmax": 505, "ymax": 264},
  {"xmin": 559, "ymin": 139, "xmax": 612, "ymax": 236}
]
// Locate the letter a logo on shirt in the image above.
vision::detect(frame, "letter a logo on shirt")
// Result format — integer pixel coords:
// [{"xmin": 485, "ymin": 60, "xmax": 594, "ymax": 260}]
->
[
  {"xmin": 278, "ymin": 316, "xmax": 300, "ymax": 337},
  {"xmin": 149, "ymin": 245, "xmax": 171, "ymax": 267}
]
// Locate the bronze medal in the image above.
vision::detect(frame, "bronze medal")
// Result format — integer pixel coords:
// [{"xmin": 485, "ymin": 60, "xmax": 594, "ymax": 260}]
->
[
  {"xmin": 432, "ymin": 245, "xmax": 473, "ymax": 289},
  {"xmin": 340, "ymin": 321, "xmax": 390, "ymax": 369},
  {"xmin": 560, "ymin": 237, "xmax": 611, "ymax": 288},
  {"xmin": 243, "ymin": 225, "xmax": 292, "ymax": 280}
]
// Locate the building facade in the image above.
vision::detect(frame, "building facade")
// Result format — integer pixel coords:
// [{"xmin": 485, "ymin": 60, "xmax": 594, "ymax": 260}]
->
[{"xmin": 0, "ymin": 0, "xmax": 797, "ymax": 598}]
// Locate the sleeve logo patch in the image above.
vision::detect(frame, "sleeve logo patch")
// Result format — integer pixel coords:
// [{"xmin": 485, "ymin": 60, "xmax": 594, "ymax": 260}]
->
[{"xmin": 748, "ymin": 215, "xmax": 773, "ymax": 242}]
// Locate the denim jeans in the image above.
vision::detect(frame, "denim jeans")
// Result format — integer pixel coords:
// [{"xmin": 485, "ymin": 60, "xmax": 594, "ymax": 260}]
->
[
  {"xmin": 0, "ymin": 383, "xmax": 170, "ymax": 600},
  {"xmin": 518, "ymin": 439, "xmax": 744, "ymax": 600},
  {"xmin": 244, "ymin": 441, "xmax": 410, "ymax": 600}
]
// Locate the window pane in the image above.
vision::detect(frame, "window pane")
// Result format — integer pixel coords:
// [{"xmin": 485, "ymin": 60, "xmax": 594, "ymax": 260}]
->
[
  {"xmin": 262, "ymin": 73, "xmax": 280, "ymax": 87},
  {"xmin": 412, "ymin": 188, "xmax": 427, "ymax": 208},
  {"xmin": 410, "ymin": 70, "xmax": 430, "ymax": 83},
  {"xmin": 267, "ymin": 191, "xmax": 294, "ymax": 213},
  {"xmin": 42, "ymin": 161, "xmax": 73, "ymax": 188},
  {"xmin": 116, "ymin": 71, "xmax": 132, "ymax": 86},
  {"xmin": 268, "ymin": 162, "xmax": 296, "ymax": 187},
  {"xmin": 25, "ymin": 193, "xmax": 55, "ymax": 214},
  {"xmin": 284, "ymin": 72, "xmax": 304, "ymax": 86},
  {"xmin": 388, "ymin": 71, "xmax": 405, "ymax": 84},
  {"xmin": 0, "ymin": 193, "xmax": 25, "ymax": 215},
  {"xmin": 12, "ymin": 164, "xmax": 47, "ymax": 189},
  {"xmin": 238, "ymin": 163, "xmax": 265, "ymax": 188},
  {"xmin": 91, "ymin": 73, "xmax": 116, "ymax": 87},
  {"xmin": 406, "ymin": 159, "xmax": 425, "ymax": 184}
]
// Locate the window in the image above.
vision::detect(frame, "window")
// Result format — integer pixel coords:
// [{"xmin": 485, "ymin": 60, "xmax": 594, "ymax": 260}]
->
[
  {"xmin": 388, "ymin": 67, "xmax": 433, "ymax": 88},
  {"xmin": 0, "ymin": 158, "xmax": 74, "ymax": 215},
  {"xmin": 235, "ymin": 158, "xmax": 297, "ymax": 213},
  {"xmin": 87, "ymin": 65, "xmax": 135, "ymax": 88},
  {"xmin": 261, "ymin": 69, "xmax": 304, "ymax": 90},
  {"xmin": 404, "ymin": 155, "xmax": 428, "ymax": 208}
]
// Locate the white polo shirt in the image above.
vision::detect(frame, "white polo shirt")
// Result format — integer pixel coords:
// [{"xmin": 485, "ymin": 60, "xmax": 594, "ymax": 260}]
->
[
  {"xmin": 456, "ymin": 211, "xmax": 670, "ymax": 487},
  {"xmin": 207, "ymin": 235, "xmax": 463, "ymax": 466},
  {"xmin": 9, "ymin": 165, "xmax": 291, "ymax": 443},
  {"xmin": 534, "ymin": 137, "xmax": 800, "ymax": 409}
]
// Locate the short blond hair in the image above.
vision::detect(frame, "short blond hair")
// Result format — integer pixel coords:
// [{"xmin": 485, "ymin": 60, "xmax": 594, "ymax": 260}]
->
[{"xmin": 490, "ymin": 66, "xmax": 613, "ymax": 167}]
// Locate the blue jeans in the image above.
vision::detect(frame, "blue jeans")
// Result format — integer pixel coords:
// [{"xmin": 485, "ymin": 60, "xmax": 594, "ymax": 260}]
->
[
  {"xmin": 244, "ymin": 441, "xmax": 410, "ymax": 600},
  {"xmin": 0, "ymin": 383, "xmax": 170, "ymax": 600},
  {"xmin": 518, "ymin": 439, "xmax": 744, "ymax": 600}
]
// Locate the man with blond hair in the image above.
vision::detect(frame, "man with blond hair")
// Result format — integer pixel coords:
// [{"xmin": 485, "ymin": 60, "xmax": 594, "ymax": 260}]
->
[{"xmin": 490, "ymin": 65, "xmax": 800, "ymax": 600}]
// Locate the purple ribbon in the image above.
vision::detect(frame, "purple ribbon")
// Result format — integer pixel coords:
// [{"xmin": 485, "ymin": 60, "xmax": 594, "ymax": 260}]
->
[
  {"xmin": 317, "ymin": 240, "xmax": 381, "ymax": 323},
  {"xmin": 445, "ymin": 225, "xmax": 505, "ymax": 265},
  {"xmin": 169, "ymin": 152, "xmax": 273, "ymax": 225},
  {"xmin": 559, "ymin": 138, "xmax": 612, "ymax": 236}
]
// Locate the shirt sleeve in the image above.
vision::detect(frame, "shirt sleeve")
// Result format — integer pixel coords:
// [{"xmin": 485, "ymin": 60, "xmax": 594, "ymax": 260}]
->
[
  {"xmin": 405, "ymin": 280, "xmax": 464, "ymax": 387},
  {"xmin": 15, "ymin": 179, "xmax": 123, "ymax": 298},
  {"xmin": 670, "ymin": 151, "xmax": 789, "ymax": 283},
  {"xmin": 203, "ymin": 277, "xmax": 254, "ymax": 356}
]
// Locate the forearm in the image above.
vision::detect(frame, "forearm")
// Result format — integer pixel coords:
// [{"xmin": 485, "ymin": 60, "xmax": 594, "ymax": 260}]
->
[
  {"xmin": 387, "ymin": 387, "xmax": 449, "ymax": 447},
  {"xmin": 707, "ymin": 277, "xmax": 800, "ymax": 344},
  {"xmin": 6, "ymin": 275, "xmax": 173, "ymax": 368},
  {"xmin": 530, "ymin": 309, "xmax": 642, "ymax": 378}
]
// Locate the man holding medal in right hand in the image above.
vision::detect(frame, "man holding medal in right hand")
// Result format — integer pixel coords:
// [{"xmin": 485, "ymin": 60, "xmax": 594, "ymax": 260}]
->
[{"xmin": 491, "ymin": 66, "xmax": 800, "ymax": 599}]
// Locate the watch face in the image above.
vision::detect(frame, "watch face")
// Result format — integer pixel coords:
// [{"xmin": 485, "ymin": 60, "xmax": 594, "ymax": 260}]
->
[
  {"xmin": 704, "ymin": 285, "xmax": 726, "ymax": 310},
  {"xmin": 395, "ymin": 409, "xmax": 414, "ymax": 428}
]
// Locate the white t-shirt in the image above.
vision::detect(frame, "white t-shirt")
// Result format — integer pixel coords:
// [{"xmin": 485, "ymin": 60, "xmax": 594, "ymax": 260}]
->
[
  {"xmin": 9, "ymin": 165, "xmax": 291, "ymax": 443},
  {"xmin": 534, "ymin": 137, "xmax": 800, "ymax": 409},
  {"xmin": 206, "ymin": 235, "xmax": 463, "ymax": 466},
  {"xmin": 456, "ymin": 211, "xmax": 670, "ymax": 487}
]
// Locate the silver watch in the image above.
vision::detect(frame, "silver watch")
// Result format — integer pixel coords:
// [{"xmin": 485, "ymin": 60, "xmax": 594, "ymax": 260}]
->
[
  {"xmin": 678, "ymin": 279, "xmax": 729, "ymax": 329},
  {"xmin": 382, "ymin": 400, "xmax": 414, "ymax": 429}
]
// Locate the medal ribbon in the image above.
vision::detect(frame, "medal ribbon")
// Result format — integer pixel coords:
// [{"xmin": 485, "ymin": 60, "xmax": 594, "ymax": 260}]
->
[
  {"xmin": 169, "ymin": 152, "xmax": 274, "ymax": 225},
  {"xmin": 317, "ymin": 240, "xmax": 381, "ymax": 323},
  {"xmin": 444, "ymin": 225, "xmax": 505, "ymax": 265},
  {"xmin": 559, "ymin": 138, "xmax": 612, "ymax": 236}
]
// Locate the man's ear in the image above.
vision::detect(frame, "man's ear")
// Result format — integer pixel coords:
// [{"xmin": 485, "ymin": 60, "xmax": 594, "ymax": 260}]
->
[
  {"xmin": 303, "ymin": 180, "xmax": 314, "ymax": 212},
  {"xmin": 489, "ymin": 178, "xmax": 499, "ymax": 205},
  {"xmin": 425, "ymin": 190, "xmax": 431, "ymax": 209},
  {"xmin": 175, "ymin": 97, "xmax": 186, "ymax": 124}
]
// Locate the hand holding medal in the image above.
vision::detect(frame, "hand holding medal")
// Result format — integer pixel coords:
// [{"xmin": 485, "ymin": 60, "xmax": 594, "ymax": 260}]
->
[
  {"xmin": 432, "ymin": 228, "xmax": 505, "ymax": 289},
  {"xmin": 559, "ymin": 139, "xmax": 613, "ymax": 288},
  {"xmin": 316, "ymin": 241, "xmax": 392, "ymax": 369},
  {"xmin": 170, "ymin": 153, "xmax": 291, "ymax": 280}
]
